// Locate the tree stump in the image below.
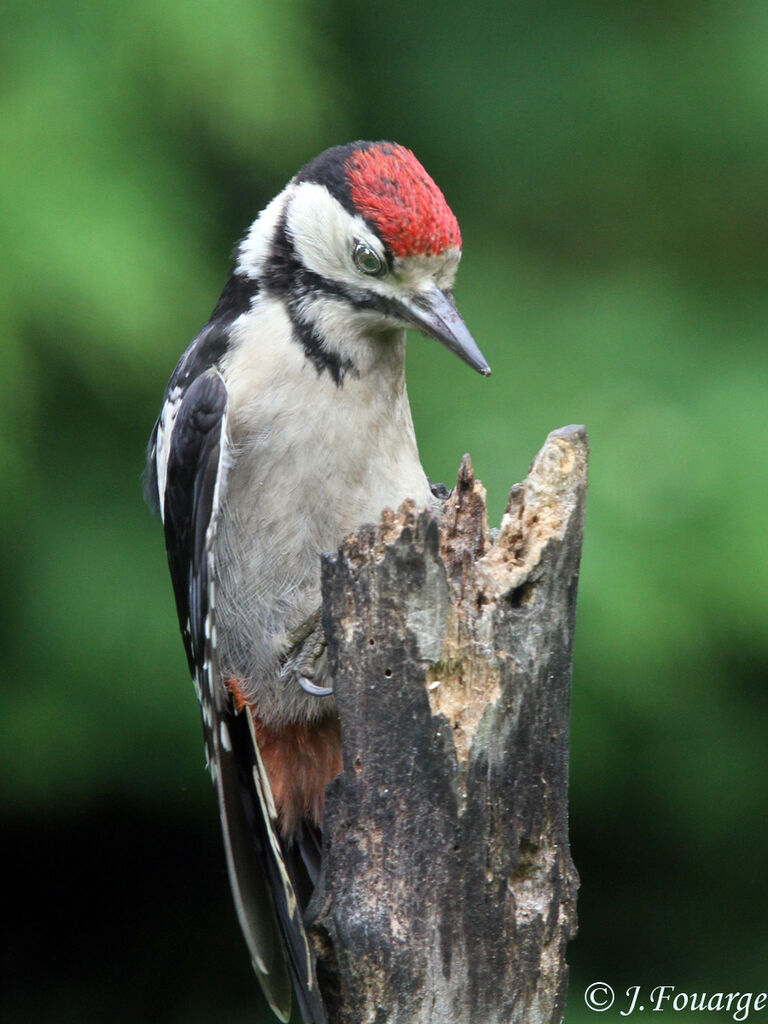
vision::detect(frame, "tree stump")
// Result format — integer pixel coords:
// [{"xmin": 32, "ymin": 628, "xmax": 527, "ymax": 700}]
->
[{"xmin": 307, "ymin": 425, "xmax": 587, "ymax": 1024}]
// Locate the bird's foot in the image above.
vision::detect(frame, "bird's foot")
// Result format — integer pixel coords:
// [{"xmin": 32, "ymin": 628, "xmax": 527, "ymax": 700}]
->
[{"xmin": 283, "ymin": 609, "xmax": 332, "ymax": 696}]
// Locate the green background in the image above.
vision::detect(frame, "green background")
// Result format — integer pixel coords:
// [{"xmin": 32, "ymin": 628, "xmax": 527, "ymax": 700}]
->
[{"xmin": 3, "ymin": 1, "xmax": 767, "ymax": 1021}]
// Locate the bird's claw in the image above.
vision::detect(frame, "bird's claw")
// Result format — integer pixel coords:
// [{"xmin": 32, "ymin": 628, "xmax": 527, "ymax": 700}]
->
[
  {"xmin": 282, "ymin": 609, "xmax": 333, "ymax": 697},
  {"xmin": 298, "ymin": 676, "xmax": 334, "ymax": 696}
]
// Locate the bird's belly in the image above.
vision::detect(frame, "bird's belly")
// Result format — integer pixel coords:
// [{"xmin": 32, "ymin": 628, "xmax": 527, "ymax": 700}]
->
[{"xmin": 212, "ymin": 387, "xmax": 432, "ymax": 722}]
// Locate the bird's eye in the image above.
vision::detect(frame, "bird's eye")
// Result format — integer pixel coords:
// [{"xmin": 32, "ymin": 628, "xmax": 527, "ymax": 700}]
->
[{"xmin": 353, "ymin": 242, "xmax": 384, "ymax": 276}]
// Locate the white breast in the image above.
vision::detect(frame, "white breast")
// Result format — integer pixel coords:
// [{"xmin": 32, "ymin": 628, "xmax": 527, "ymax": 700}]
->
[{"xmin": 213, "ymin": 295, "xmax": 432, "ymax": 711}]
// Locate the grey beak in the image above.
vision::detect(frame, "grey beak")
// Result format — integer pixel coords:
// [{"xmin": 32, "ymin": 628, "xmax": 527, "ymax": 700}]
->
[{"xmin": 402, "ymin": 288, "xmax": 491, "ymax": 376}]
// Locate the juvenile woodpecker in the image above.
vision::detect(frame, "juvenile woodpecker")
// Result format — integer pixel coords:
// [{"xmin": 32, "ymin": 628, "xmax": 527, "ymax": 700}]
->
[{"xmin": 146, "ymin": 141, "xmax": 490, "ymax": 1023}]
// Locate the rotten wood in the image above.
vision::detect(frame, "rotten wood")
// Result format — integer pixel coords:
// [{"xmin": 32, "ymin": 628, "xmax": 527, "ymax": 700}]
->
[{"xmin": 308, "ymin": 425, "xmax": 587, "ymax": 1024}]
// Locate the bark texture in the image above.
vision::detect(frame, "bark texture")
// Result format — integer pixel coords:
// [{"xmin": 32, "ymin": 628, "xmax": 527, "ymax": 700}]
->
[{"xmin": 308, "ymin": 425, "xmax": 587, "ymax": 1024}]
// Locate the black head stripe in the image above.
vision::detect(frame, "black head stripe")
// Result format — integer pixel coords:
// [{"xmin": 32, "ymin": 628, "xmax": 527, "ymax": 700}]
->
[
  {"xmin": 259, "ymin": 211, "xmax": 302, "ymax": 298},
  {"xmin": 293, "ymin": 140, "xmax": 376, "ymax": 217}
]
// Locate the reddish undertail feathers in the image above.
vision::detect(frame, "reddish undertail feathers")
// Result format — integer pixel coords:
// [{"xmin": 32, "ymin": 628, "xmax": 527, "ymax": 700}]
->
[
  {"xmin": 229, "ymin": 679, "xmax": 343, "ymax": 837},
  {"xmin": 252, "ymin": 716, "xmax": 343, "ymax": 838},
  {"xmin": 345, "ymin": 143, "xmax": 462, "ymax": 259}
]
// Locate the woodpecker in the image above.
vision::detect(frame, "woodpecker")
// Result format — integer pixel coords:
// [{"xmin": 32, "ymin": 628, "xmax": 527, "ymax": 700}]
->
[{"xmin": 146, "ymin": 141, "xmax": 490, "ymax": 1023}]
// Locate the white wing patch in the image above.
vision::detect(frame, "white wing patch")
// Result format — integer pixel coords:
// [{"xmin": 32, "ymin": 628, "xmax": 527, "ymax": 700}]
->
[{"xmin": 155, "ymin": 385, "xmax": 183, "ymax": 522}]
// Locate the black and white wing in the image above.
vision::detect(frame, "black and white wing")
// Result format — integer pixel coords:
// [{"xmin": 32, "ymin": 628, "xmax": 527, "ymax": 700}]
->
[{"xmin": 148, "ymin": 364, "xmax": 325, "ymax": 1024}]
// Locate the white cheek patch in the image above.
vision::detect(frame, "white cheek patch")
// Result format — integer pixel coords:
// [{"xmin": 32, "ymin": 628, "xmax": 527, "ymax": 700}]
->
[{"xmin": 287, "ymin": 182, "xmax": 380, "ymax": 286}]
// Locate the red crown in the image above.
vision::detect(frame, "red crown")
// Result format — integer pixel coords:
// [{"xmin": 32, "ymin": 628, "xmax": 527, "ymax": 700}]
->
[{"xmin": 345, "ymin": 143, "xmax": 462, "ymax": 258}]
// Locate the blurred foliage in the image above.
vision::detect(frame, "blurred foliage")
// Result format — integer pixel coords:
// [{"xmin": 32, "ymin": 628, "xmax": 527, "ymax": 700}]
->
[{"xmin": 2, "ymin": 0, "xmax": 767, "ymax": 1021}]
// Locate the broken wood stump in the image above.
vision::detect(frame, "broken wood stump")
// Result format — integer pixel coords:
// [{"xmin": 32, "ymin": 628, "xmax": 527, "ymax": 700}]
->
[{"xmin": 308, "ymin": 425, "xmax": 587, "ymax": 1024}]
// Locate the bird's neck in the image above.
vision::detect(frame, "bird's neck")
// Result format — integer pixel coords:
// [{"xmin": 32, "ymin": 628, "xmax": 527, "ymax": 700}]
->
[{"xmin": 221, "ymin": 290, "xmax": 411, "ymax": 418}]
